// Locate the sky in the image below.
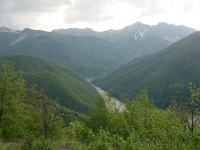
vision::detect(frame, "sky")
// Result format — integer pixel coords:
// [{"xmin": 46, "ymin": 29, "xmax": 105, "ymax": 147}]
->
[{"xmin": 0, "ymin": 0, "xmax": 200, "ymax": 32}]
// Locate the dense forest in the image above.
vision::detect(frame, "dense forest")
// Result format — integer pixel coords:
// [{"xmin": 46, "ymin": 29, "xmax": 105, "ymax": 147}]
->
[
  {"xmin": 1, "ymin": 60, "xmax": 200, "ymax": 149},
  {"xmin": 92, "ymin": 31, "xmax": 200, "ymax": 109},
  {"xmin": 0, "ymin": 55, "xmax": 98, "ymax": 113}
]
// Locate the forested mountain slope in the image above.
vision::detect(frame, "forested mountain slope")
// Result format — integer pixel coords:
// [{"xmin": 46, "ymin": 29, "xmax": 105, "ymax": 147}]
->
[
  {"xmin": 92, "ymin": 31, "xmax": 200, "ymax": 108},
  {"xmin": 0, "ymin": 28, "xmax": 123, "ymax": 77},
  {"xmin": 0, "ymin": 55, "xmax": 98, "ymax": 113}
]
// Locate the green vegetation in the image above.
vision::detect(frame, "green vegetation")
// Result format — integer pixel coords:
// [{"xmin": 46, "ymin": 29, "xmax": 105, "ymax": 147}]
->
[
  {"xmin": 62, "ymin": 87, "xmax": 200, "ymax": 149},
  {"xmin": 0, "ymin": 55, "xmax": 98, "ymax": 113},
  {"xmin": 0, "ymin": 29, "xmax": 123, "ymax": 77},
  {"xmin": 0, "ymin": 60, "xmax": 88, "ymax": 149},
  {"xmin": 93, "ymin": 31, "xmax": 200, "ymax": 108},
  {"xmin": 1, "ymin": 60, "xmax": 200, "ymax": 149}
]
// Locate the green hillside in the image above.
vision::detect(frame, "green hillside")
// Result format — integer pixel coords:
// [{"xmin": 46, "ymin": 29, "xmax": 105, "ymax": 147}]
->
[
  {"xmin": 0, "ymin": 55, "xmax": 98, "ymax": 113},
  {"xmin": 0, "ymin": 29, "xmax": 123, "ymax": 77},
  {"xmin": 92, "ymin": 31, "xmax": 200, "ymax": 108}
]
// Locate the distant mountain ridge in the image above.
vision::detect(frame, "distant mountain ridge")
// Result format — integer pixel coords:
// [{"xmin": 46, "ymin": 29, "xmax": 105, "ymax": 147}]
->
[
  {"xmin": 0, "ymin": 26, "xmax": 20, "ymax": 33},
  {"xmin": 0, "ymin": 22, "xmax": 196, "ymax": 77},
  {"xmin": 53, "ymin": 22, "xmax": 196, "ymax": 60},
  {"xmin": 92, "ymin": 31, "xmax": 200, "ymax": 108},
  {"xmin": 53, "ymin": 22, "xmax": 195, "ymax": 43},
  {"xmin": 0, "ymin": 28, "xmax": 123, "ymax": 77}
]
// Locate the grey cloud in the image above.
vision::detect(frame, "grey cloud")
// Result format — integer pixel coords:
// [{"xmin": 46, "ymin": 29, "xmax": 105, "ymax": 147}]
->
[
  {"xmin": 0, "ymin": 0, "xmax": 71, "ymax": 30},
  {"xmin": 12, "ymin": 0, "xmax": 71, "ymax": 12},
  {"xmin": 0, "ymin": 0, "xmax": 71, "ymax": 13},
  {"xmin": 0, "ymin": 0, "xmax": 14, "ymax": 13},
  {"xmin": 64, "ymin": 0, "xmax": 113, "ymax": 23},
  {"xmin": 0, "ymin": 14, "xmax": 39, "ymax": 29}
]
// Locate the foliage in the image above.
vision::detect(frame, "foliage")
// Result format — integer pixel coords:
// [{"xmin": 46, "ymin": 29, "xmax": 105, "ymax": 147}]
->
[
  {"xmin": 0, "ymin": 60, "xmax": 66, "ymax": 149},
  {"xmin": 66, "ymin": 88, "xmax": 200, "ymax": 149},
  {"xmin": 0, "ymin": 60, "xmax": 26, "ymax": 140},
  {"xmin": 2, "ymin": 58, "xmax": 200, "ymax": 149}
]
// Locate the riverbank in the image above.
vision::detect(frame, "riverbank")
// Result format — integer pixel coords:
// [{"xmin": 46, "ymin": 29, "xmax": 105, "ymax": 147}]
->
[{"xmin": 86, "ymin": 78, "xmax": 125, "ymax": 111}]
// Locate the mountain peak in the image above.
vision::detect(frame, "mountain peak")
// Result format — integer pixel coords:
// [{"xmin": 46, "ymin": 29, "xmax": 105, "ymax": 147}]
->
[
  {"xmin": 157, "ymin": 22, "xmax": 169, "ymax": 25},
  {"xmin": 0, "ymin": 26, "xmax": 20, "ymax": 33},
  {"xmin": 134, "ymin": 21, "xmax": 144, "ymax": 25}
]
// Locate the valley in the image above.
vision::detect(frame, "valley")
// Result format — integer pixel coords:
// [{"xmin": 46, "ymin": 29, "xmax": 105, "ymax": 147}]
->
[
  {"xmin": 92, "ymin": 31, "xmax": 200, "ymax": 108},
  {"xmin": 0, "ymin": 22, "xmax": 200, "ymax": 149}
]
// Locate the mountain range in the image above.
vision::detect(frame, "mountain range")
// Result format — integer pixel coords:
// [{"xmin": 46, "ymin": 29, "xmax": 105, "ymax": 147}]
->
[
  {"xmin": 92, "ymin": 31, "xmax": 200, "ymax": 108},
  {"xmin": 0, "ymin": 22, "xmax": 198, "ymax": 111},
  {"xmin": 0, "ymin": 28, "xmax": 123, "ymax": 77},
  {"xmin": 0, "ymin": 22, "xmax": 195, "ymax": 78},
  {"xmin": 53, "ymin": 22, "xmax": 196, "ymax": 61}
]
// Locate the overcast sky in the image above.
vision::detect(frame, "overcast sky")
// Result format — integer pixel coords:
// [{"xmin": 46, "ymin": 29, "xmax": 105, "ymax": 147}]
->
[{"xmin": 0, "ymin": 0, "xmax": 200, "ymax": 31}]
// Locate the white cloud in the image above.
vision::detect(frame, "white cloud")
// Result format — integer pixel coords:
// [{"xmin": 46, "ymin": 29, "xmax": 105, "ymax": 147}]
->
[{"xmin": 64, "ymin": 0, "xmax": 113, "ymax": 23}]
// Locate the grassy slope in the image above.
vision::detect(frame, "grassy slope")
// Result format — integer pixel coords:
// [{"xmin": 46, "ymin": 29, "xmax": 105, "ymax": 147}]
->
[
  {"xmin": 0, "ymin": 29, "xmax": 122, "ymax": 77},
  {"xmin": 93, "ymin": 32, "xmax": 200, "ymax": 108},
  {"xmin": 0, "ymin": 55, "xmax": 97, "ymax": 113}
]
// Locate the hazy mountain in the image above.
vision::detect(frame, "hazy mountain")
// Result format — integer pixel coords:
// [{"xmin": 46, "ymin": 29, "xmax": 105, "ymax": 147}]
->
[
  {"xmin": 53, "ymin": 22, "xmax": 195, "ymax": 43},
  {"xmin": 92, "ymin": 31, "xmax": 200, "ymax": 108},
  {"xmin": 0, "ymin": 23, "xmax": 195, "ymax": 78},
  {"xmin": 0, "ymin": 28, "xmax": 124, "ymax": 77},
  {"xmin": 53, "ymin": 22, "xmax": 196, "ymax": 61},
  {"xmin": 0, "ymin": 26, "xmax": 20, "ymax": 33},
  {"xmin": 53, "ymin": 28, "xmax": 97, "ymax": 37},
  {"xmin": 0, "ymin": 55, "xmax": 98, "ymax": 113}
]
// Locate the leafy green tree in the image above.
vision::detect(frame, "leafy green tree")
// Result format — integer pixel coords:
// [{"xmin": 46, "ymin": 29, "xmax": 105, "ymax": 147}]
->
[
  {"xmin": 86, "ymin": 95, "xmax": 110, "ymax": 133},
  {"xmin": 185, "ymin": 82, "xmax": 200, "ymax": 134},
  {"xmin": 0, "ymin": 60, "xmax": 27, "ymax": 140},
  {"xmin": 26, "ymin": 88, "xmax": 64, "ymax": 140}
]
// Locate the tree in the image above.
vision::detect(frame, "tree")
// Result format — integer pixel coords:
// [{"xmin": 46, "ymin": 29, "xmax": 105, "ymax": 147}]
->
[
  {"xmin": 0, "ymin": 60, "xmax": 27, "ymax": 140},
  {"xmin": 185, "ymin": 82, "xmax": 200, "ymax": 134},
  {"xmin": 36, "ymin": 90, "xmax": 64, "ymax": 140},
  {"xmin": 86, "ymin": 95, "xmax": 109, "ymax": 133}
]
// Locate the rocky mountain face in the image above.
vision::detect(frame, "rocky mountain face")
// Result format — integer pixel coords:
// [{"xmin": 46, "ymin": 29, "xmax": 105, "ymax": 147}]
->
[
  {"xmin": 0, "ymin": 26, "xmax": 20, "ymax": 33},
  {"xmin": 53, "ymin": 22, "xmax": 196, "ymax": 60}
]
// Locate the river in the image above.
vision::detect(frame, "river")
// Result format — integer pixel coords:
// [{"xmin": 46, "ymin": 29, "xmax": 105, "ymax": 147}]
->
[{"xmin": 86, "ymin": 78, "xmax": 125, "ymax": 111}]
